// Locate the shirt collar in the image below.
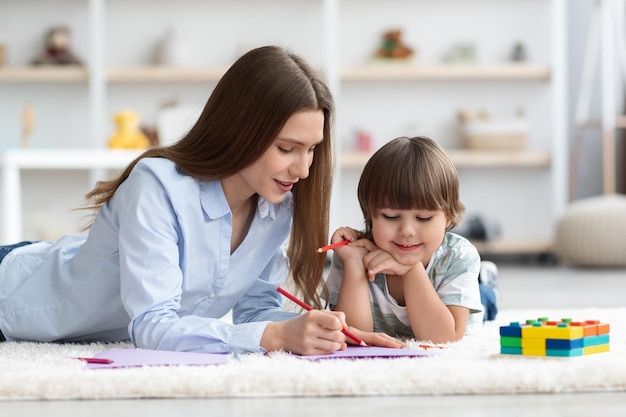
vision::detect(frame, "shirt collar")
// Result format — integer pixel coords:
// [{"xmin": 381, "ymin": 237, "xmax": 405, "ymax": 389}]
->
[{"xmin": 200, "ymin": 180, "xmax": 276, "ymax": 220}]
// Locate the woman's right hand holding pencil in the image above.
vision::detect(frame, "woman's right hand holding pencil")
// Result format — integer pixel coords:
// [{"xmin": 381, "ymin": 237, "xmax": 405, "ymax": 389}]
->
[
  {"xmin": 260, "ymin": 307, "xmax": 405, "ymax": 355},
  {"xmin": 261, "ymin": 310, "xmax": 350, "ymax": 355}
]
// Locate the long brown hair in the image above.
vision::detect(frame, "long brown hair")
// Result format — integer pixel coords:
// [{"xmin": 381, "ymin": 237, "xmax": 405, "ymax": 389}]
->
[
  {"xmin": 84, "ymin": 46, "xmax": 334, "ymax": 308},
  {"xmin": 357, "ymin": 136, "xmax": 464, "ymax": 237}
]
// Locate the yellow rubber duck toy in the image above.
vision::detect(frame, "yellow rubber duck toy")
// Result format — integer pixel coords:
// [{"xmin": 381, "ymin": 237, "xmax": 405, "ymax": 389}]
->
[{"xmin": 108, "ymin": 109, "xmax": 150, "ymax": 149}]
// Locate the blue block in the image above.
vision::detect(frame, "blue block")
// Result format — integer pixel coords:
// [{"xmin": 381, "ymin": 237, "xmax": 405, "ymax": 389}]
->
[
  {"xmin": 583, "ymin": 334, "xmax": 610, "ymax": 347},
  {"xmin": 501, "ymin": 346, "xmax": 522, "ymax": 355},
  {"xmin": 500, "ymin": 322, "xmax": 523, "ymax": 337},
  {"xmin": 547, "ymin": 348, "xmax": 583, "ymax": 357},
  {"xmin": 547, "ymin": 338, "xmax": 583, "ymax": 350}
]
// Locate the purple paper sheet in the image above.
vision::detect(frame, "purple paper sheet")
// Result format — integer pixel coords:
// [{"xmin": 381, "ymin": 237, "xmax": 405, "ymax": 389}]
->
[
  {"xmin": 85, "ymin": 346, "xmax": 438, "ymax": 369},
  {"xmin": 86, "ymin": 348, "xmax": 230, "ymax": 369},
  {"xmin": 294, "ymin": 346, "xmax": 439, "ymax": 361}
]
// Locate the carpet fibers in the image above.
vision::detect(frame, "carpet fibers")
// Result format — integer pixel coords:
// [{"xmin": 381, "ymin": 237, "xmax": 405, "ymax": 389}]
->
[{"xmin": 1, "ymin": 307, "xmax": 624, "ymax": 400}]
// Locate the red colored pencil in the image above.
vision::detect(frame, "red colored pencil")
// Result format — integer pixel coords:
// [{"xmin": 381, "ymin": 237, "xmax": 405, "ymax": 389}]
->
[
  {"xmin": 418, "ymin": 343, "xmax": 445, "ymax": 350},
  {"xmin": 316, "ymin": 239, "xmax": 350, "ymax": 253},
  {"xmin": 277, "ymin": 286, "xmax": 368, "ymax": 347},
  {"xmin": 74, "ymin": 357, "xmax": 114, "ymax": 364}
]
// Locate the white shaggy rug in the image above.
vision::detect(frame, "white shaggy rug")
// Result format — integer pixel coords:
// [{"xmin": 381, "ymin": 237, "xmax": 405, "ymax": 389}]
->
[{"xmin": 1, "ymin": 307, "xmax": 625, "ymax": 400}]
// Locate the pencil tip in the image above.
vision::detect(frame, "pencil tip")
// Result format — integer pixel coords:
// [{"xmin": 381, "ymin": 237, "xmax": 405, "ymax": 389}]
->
[
  {"xmin": 360, "ymin": 341, "xmax": 368, "ymax": 347},
  {"xmin": 316, "ymin": 248, "xmax": 323, "ymax": 253}
]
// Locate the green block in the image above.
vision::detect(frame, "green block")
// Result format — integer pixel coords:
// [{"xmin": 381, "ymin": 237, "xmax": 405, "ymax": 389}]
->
[{"xmin": 500, "ymin": 336, "xmax": 522, "ymax": 348}]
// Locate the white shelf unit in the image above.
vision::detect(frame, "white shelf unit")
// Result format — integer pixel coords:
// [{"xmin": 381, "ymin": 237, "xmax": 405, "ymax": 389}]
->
[
  {"xmin": 0, "ymin": 66, "xmax": 89, "ymax": 82},
  {"xmin": 333, "ymin": 0, "xmax": 567, "ymax": 255},
  {"xmin": 0, "ymin": 149, "xmax": 142, "ymax": 243},
  {"xmin": 107, "ymin": 67, "xmax": 227, "ymax": 83},
  {"xmin": 342, "ymin": 150, "xmax": 552, "ymax": 170},
  {"xmin": 0, "ymin": 0, "xmax": 330, "ymax": 243},
  {"xmin": 0, "ymin": 0, "xmax": 567, "ymax": 254},
  {"xmin": 340, "ymin": 63, "xmax": 551, "ymax": 81}
]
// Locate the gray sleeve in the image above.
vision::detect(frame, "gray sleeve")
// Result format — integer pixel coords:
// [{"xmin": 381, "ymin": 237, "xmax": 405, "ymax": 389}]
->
[{"xmin": 325, "ymin": 253, "xmax": 345, "ymax": 306}]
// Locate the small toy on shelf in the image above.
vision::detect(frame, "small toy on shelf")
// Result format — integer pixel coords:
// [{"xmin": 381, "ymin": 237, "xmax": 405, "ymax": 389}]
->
[
  {"xmin": 500, "ymin": 317, "xmax": 610, "ymax": 357},
  {"xmin": 373, "ymin": 29, "xmax": 414, "ymax": 60},
  {"xmin": 458, "ymin": 107, "xmax": 528, "ymax": 150},
  {"xmin": 510, "ymin": 41, "xmax": 528, "ymax": 62},
  {"xmin": 108, "ymin": 110, "xmax": 151, "ymax": 149},
  {"xmin": 443, "ymin": 43, "xmax": 476, "ymax": 64},
  {"xmin": 31, "ymin": 26, "xmax": 82, "ymax": 66},
  {"xmin": 21, "ymin": 104, "xmax": 35, "ymax": 148},
  {"xmin": 0, "ymin": 33, "xmax": 7, "ymax": 67},
  {"xmin": 154, "ymin": 29, "xmax": 193, "ymax": 67},
  {"xmin": 451, "ymin": 214, "xmax": 501, "ymax": 243},
  {"xmin": 353, "ymin": 129, "xmax": 373, "ymax": 153}
]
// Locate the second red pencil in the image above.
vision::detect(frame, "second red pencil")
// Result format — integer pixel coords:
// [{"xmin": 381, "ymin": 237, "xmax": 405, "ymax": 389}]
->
[{"xmin": 316, "ymin": 239, "xmax": 350, "ymax": 253}]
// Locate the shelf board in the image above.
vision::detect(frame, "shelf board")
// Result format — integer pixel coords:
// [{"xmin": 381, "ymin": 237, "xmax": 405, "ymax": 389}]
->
[
  {"xmin": 0, "ymin": 66, "xmax": 88, "ymax": 82},
  {"xmin": 0, "ymin": 148, "xmax": 143, "ymax": 169},
  {"xmin": 446, "ymin": 149, "xmax": 551, "ymax": 167},
  {"xmin": 107, "ymin": 66, "xmax": 228, "ymax": 82},
  {"xmin": 341, "ymin": 63, "xmax": 551, "ymax": 81},
  {"xmin": 0, "ymin": 64, "xmax": 551, "ymax": 83},
  {"xmin": 472, "ymin": 239, "xmax": 554, "ymax": 255},
  {"xmin": 341, "ymin": 150, "xmax": 551, "ymax": 169}
]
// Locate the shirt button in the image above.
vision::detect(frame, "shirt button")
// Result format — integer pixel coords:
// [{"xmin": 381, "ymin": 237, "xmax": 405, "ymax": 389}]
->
[{"xmin": 208, "ymin": 292, "xmax": 216, "ymax": 299}]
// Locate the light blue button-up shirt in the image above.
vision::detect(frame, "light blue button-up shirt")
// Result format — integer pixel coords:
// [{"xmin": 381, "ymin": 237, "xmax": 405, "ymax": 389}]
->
[{"xmin": 0, "ymin": 158, "xmax": 298, "ymax": 353}]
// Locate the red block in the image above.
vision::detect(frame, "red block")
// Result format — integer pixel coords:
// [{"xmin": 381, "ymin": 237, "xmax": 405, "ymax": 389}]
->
[{"xmin": 571, "ymin": 321, "xmax": 597, "ymax": 336}]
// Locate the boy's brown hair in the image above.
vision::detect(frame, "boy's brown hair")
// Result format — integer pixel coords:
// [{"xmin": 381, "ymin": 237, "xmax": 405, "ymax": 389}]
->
[{"xmin": 357, "ymin": 136, "xmax": 464, "ymax": 237}]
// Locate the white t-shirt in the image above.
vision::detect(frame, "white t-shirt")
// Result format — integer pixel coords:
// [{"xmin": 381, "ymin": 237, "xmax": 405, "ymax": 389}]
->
[{"xmin": 326, "ymin": 232, "xmax": 484, "ymax": 339}]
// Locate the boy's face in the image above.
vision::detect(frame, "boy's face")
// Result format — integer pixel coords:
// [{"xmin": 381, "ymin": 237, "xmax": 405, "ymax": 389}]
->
[{"xmin": 371, "ymin": 208, "xmax": 448, "ymax": 267}]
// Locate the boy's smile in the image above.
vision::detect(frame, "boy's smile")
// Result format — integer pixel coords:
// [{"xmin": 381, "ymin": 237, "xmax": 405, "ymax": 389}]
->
[{"xmin": 371, "ymin": 208, "xmax": 448, "ymax": 268}]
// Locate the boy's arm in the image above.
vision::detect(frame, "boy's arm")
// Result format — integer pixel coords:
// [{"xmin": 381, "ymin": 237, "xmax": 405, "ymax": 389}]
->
[
  {"xmin": 402, "ymin": 263, "xmax": 469, "ymax": 343},
  {"xmin": 326, "ymin": 228, "xmax": 374, "ymax": 332},
  {"xmin": 332, "ymin": 257, "xmax": 374, "ymax": 332}
]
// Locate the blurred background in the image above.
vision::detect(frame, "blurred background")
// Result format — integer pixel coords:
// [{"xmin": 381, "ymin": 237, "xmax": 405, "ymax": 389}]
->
[{"xmin": 0, "ymin": 0, "xmax": 624, "ymax": 267}]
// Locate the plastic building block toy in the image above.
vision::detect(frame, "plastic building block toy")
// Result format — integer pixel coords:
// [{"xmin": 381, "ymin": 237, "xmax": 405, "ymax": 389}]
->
[{"xmin": 500, "ymin": 317, "xmax": 610, "ymax": 357}]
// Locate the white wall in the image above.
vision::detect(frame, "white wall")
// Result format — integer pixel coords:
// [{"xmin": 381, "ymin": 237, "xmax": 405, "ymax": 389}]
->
[
  {"xmin": 2, "ymin": 0, "xmax": 613, "ymax": 243},
  {"xmin": 334, "ymin": 0, "xmax": 555, "ymax": 241}
]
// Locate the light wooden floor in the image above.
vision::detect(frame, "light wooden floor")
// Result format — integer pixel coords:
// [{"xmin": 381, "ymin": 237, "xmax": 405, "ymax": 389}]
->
[
  {"xmin": 3, "ymin": 263, "xmax": 626, "ymax": 416},
  {"xmin": 3, "ymin": 392, "xmax": 626, "ymax": 417}
]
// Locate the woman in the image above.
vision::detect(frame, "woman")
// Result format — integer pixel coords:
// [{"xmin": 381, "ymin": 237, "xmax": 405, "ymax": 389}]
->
[{"xmin": 0, "ymin": 46, "xmax": 402, "ymax": 355}]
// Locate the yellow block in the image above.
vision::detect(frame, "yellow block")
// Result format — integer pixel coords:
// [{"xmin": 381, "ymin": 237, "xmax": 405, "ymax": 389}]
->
[
  {"xmin": 583, "ymin": 344, "xmax": 610, "ymax": 355},
  {"xmin": 521, "ymin": 338, "xmax": 546, "ymax": 349},
  {"xmin": 522, "ymin": 347, "xmax": 546, "ymax": 356},
  {"xmin": 522, "ymin": 325, "xmax": 584, "ymax": 339}
]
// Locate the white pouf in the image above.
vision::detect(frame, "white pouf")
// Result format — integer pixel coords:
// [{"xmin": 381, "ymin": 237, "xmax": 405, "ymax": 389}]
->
[{"xmin": 555, "ymin": 194, "xmax": 626, "ymax": 267}]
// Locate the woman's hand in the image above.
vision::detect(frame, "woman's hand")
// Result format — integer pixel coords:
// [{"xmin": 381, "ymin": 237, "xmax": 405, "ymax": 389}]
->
[{"xmin": 260, "ymin": 310, "xmax": 348, "ymax": 356}]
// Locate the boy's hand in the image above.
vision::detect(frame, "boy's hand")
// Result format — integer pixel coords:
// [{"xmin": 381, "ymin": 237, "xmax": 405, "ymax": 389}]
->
[
  {"xmin": 347, "ymin": 326, "xmax": 406, "ymax": 349},
  {"xmin": 358, "ymin": 240, "xmax": 415, "ymax": 280},
  {"xmin": 331, "ymin": 227, "xmax": 367, "ymax": 261}
]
